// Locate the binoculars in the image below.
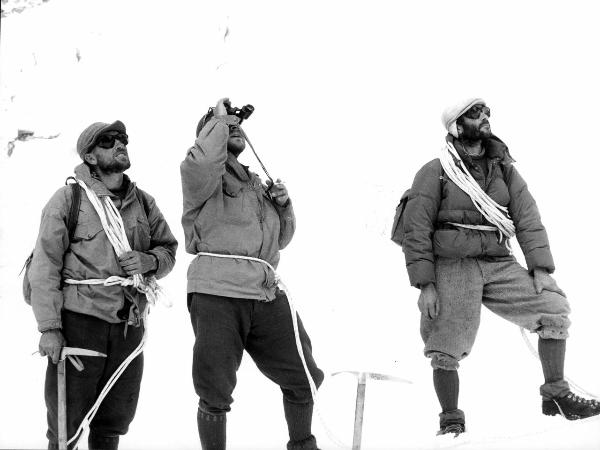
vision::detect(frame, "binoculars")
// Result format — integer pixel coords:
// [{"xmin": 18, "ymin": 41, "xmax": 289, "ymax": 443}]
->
[{"xmin": 224, "ymin": 101, "xmax": 254, "ymax": 124}]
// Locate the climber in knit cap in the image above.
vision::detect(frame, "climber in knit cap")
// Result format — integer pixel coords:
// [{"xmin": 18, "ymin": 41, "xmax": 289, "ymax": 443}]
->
[
  {"xmin": 29, "ymin": 120, "xmax": 178, "ymax": 449},
  {"xmin": 391, "ymin": 98, "xmax": 600, "ymax": 437}
]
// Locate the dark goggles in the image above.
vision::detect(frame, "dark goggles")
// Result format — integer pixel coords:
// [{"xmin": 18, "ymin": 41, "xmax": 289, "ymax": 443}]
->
[
  {"xmin": 95, "ymin": 132, "xmax": 128, "ymax": 149},
  {"xmin": 463, "ymin": 104, "xmax": 491, "ymax": 120}
]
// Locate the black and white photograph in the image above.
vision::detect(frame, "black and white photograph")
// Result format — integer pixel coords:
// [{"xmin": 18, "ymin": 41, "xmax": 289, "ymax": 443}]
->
[{"xmin": 1, "ymin": 1, "xmax": 599, "ymax": 449}]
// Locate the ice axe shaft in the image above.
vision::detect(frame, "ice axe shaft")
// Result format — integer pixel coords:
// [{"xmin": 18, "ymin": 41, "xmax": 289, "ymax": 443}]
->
[
  {"xmin": 352, "ymin": 372, "xmax": 367, "ymax": 450},
  {"xmin": 57, "ymin": 347, "xmax": 106, "ymax": 450},
  {"xmin": 332, "ymin": 370, "xmax": 412, "ymax": 450},
  {"xmin": 58, "ymin": 359, "xmax": 67, "ymax": 450}
]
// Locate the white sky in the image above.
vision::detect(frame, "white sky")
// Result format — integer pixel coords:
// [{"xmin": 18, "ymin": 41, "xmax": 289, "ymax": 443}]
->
[{"xmin": 1, "ymin": 0, "xmax": 599, "ymax": 448}]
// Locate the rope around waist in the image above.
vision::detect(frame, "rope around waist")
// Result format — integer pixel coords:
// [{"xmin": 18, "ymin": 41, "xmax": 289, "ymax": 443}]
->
[
  {"xmin": 64, "ymin": 275, "xmax": 140, "ymax": 288},
  {"xmin": 63, "ymin": 274, "xmax": 164, "ymax": 303},
  {"xmin": 446, "ymin": 222, "xmax": 498, "ymax": 232},
  {"xmin": 446, "ymin": 222, "xmax": 512, "ymax": 252},
  {"xmin": 196, "ymin": 251, "xmax": 280, "ymax": 281}
]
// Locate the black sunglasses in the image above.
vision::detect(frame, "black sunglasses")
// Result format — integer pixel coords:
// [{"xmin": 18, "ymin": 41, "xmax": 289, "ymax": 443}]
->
[
  {"xmin": 463, "ymin": 104, "xmax": 491, "ymax": 120},
  {"xmin": 95, "ymin": 132, "xmax": 128, "ymax": 149}
]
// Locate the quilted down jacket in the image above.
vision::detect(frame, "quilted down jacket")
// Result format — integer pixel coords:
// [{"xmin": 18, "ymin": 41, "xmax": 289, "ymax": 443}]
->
[{"xmin": 400, "ymin": 134, "xmax": 555, "ymax": 288}]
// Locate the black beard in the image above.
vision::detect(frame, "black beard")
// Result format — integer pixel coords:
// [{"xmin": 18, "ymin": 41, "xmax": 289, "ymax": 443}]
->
[
  {"xmin": 97, "ymin": 158, "xmax": 131, "ymax": 174},
  {"xmin": 460, "ymin": 123, "xmax": 491, "ymax": 142},
  {"xmin": 227, "ymin": 142, "xmax": 245, "ymax": 158}
]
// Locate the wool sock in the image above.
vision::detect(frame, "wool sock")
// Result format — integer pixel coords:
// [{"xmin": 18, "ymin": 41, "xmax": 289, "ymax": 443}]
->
[
  {"xmin": 88, "ymin": 434, "xmax": 119, "ymax": 450},
  {"xmin": 283, "ymin": 399, "xmax": 313, "ymax": 442},
  {"xmin": 538, "ymin": 338, "xmax": 566, "ymax": 383},
  {"xmin": 433, "ymin": 369, "xmax": 459, "ymax": 412},
  {"xmin": 197, "ymin": 409, "xmax": 226, "ymax": 450}
]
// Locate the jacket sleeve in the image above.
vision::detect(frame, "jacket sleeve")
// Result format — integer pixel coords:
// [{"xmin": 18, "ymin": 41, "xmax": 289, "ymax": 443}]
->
[
  {"xmin": 29, "ymin": 187, "xmax": 71, "ymax": 332},
  {"xmin": 180, "ymin": 115, "xmax": 239, "ymax": 212},
  {"xmin": 505, "ymin": 164, "xmax": 555, "ymax": 273},
  {"xmin": 275, "ymin": 200, "xmax": 296, "ymax": 249},
  {"xmin": 180, "ymin": 115, "xmax": 239, "ymax": 253},
  {"xmin": 139, "ymin": 190, "xmax": 178, "ymax": 279},
  {"xmin": 402, "ymin": 160, "xmax": 443, "ymax": 288}
]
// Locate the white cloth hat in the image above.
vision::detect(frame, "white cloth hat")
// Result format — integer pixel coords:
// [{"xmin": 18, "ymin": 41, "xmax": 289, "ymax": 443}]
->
[{"xmin": 441, "ymin": 97, "xmax": 486, "ymax": 138}]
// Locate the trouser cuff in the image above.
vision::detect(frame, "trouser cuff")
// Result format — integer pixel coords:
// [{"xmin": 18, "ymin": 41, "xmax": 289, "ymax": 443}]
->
[{"xmin": 540, "ymin": 379, "xmax": 570, "ymax": 400}]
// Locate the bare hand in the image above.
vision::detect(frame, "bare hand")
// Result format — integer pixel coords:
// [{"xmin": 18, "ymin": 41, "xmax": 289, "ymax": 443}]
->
[
  {"xmin": 533, "ymin": 268, "xmax": 566, "ymax": 297},
  {"xmin": 215, "ymin": 98, "xmax": 229, "ymax": 116},
  {"xmin": 118, "ymin": 251, "xmax": 157, "ymax": 276},
  {"xmin": 418, "ymin": 283, "xmax": 439, "ymax": 320},
  {"xmin": 266, "ymin": 179, "xmax": 290, "ymax": 206},
  {"xmin": 39, "ymin": 329, "xmax": 66, "ymax": 364}
]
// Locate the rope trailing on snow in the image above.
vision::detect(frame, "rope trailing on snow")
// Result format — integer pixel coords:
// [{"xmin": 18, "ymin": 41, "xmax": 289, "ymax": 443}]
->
[
  {"xmin": 440, "ymin": 141, "xmax": 515, "ymax": 248},
  {"xmin": 196, "ymin": 252, "xmax": 350, "ymax": 448}
]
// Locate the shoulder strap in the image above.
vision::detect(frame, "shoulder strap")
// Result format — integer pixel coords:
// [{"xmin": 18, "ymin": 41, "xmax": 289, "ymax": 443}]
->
[
  {"xmin": 134, "ymin": 187, "xmax": 151, "ymax": 219},
  {"xmin": 65, "ymin": 177, "xmax": 82, "ymax": 241}
]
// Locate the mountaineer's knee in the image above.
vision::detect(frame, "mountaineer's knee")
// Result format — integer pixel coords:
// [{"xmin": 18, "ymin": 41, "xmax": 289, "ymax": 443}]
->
[
  {"xmin": 429, "ymin": 352, "xmax": 460, "ymax": 370},
  {"xmin": 536, "ymin": 313, "xmax": 571, "ymax": 340}
]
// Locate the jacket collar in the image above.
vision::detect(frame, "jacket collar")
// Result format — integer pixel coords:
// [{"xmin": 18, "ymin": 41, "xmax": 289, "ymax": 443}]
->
[
  {"xmin": 447, "ymin": 134, "xmax": 515, "ymax": 167},
  {"xmin": 74, "ymin": 163, "xmax": 134, "ymax": 198}
]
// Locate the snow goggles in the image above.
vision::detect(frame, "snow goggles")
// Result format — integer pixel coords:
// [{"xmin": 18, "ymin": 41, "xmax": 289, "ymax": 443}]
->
[
  {"xmin": 95, "ymin": 132, "xmax": 128, "ymax": 149},
  {"xmin": 463, "ymin": 104, "xmax": 491, "ymax": 119}
]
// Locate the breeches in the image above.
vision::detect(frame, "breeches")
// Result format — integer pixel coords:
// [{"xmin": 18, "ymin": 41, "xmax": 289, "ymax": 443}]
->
[
  {"xmin": 188, "ymin": 290, "xmax": 324, "ymax": 415},
  {"xmin": 421, "ymin": 256, "xmax": 570, "ymax": 370},
  {"xmin": 45, "ymin": 310, "xmax": 144, "ymax": 446}
]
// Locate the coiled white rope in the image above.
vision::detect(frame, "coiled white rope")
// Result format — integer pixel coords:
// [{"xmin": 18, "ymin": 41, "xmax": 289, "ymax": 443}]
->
[
  {"xmin": 440, "ymin": 141, "xmax": 515, "ymax": 244},
  {"xmin": 63, "ymin": 179, "xmax": 169, "ymax": 447},
  {"xmin": 71, "ymin": 179, "xmax": 166, "ymax": 306},
  {"xmin": 197, "ymin": 252, "xmax": 349, "ymax": 448}
]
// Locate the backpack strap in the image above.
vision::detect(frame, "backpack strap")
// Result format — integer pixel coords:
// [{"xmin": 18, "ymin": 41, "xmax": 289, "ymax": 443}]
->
[
  {"xmin": 65, "ymin": 177, "xmax": 82, "ymax": 241},
  {"xmin": 134, "ymin": 187, "xmax": 151, "ymax": 219}
]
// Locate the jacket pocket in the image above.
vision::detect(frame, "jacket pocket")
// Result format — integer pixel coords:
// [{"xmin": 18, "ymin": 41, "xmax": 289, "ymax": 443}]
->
[{"xmin": 73, "ymin": 218, "xmax": 104, "ymax": 241}]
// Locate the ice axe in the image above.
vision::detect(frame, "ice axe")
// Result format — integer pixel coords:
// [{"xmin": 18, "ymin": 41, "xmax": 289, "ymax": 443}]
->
[
  {"xmin": 332, "ymin": 371, "xmax": 412, "ymax": 450},
  {"xmin": 57, "ymin": 347, "xmax": 106, "ymax": 450}
]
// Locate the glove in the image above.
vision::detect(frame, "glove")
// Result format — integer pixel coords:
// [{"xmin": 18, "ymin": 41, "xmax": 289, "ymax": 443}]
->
[
  {"xmin": 39, "ymin": 329, "xmax": 66, "ymax": 364},
  {"xmin": 118, "ymin": 251, "xmax": 157, "ymax": 275}
]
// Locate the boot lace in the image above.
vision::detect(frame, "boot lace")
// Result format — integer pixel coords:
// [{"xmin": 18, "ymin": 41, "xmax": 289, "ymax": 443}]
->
[{"xmin": 565, "ymin": 392, "xmax": 600, "ymax": 408}]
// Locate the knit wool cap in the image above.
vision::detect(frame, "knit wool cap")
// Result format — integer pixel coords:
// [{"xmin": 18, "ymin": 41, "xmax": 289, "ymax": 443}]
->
[
  {"xmin": 441, "ymin": 98, "xmax": 485, "ymax": 138},
  {"xmin": 76, "ymin": 120, "xmax": 126, "ymax": 160}
]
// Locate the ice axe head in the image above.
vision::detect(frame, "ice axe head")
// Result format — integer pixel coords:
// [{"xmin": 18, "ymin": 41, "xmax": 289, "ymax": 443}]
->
[
  {"xmin": 331, "ymin": 370, "xmax": 412, "ymax": 384},
  {"xmin": 59, "ymin": 347, "xmax": 107, "ymax": 372}
]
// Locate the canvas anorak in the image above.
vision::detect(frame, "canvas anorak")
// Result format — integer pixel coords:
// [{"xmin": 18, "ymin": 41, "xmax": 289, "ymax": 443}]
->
[
  {"xmin": 180, "ymin": 115, "xmax": 295, "ymax": 301},
  {"xmin": 29, "ymin": 163, "xmax": 178, "ymax": 332}
]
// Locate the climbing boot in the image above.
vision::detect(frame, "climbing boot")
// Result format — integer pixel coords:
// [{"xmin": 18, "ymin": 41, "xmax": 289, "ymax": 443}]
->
[
  {"xmin": 437, "ymin": 423, "xmax": 465, "ymax": 437},
  {"xmin": 542, "ymin": 391, "xmax": 600, "ymax": 420}
]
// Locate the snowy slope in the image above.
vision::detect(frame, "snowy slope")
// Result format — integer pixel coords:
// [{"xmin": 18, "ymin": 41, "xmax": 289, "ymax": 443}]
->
[{"xmin": 1, "ymin": 1, "xmax": 600, "ymax": 449}]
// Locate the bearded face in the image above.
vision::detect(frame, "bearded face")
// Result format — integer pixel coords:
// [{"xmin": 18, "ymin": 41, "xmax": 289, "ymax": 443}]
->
[
  {"xmin": 457, "ymin": 104, "xmax": 492, "ymax": 141},
  {"xmin": 227, "ymin": 124, "xmax": 246, "ymax": 157},
  {"xmin": 85, "ymin": 132, "xmax": 131, "ymax": 174}
]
